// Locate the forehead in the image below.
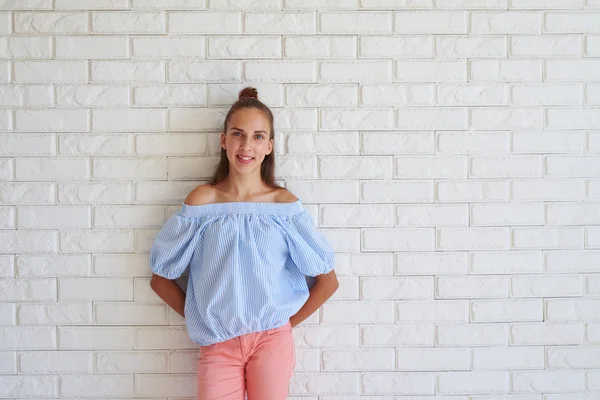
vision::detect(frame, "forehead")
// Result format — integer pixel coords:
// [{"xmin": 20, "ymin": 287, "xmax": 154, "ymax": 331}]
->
[{"xmin": 228, "ymin": 108, "xmax": 270, "ymax": 132}]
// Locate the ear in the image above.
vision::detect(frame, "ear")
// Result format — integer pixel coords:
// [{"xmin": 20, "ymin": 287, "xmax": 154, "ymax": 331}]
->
[
  {"xmin": 266, "ymin": 138, "xmax": 273, "ymax": 155},
  {"xmin": 219, "ymin": 132, "xmax": 226, "ymax": 150}
]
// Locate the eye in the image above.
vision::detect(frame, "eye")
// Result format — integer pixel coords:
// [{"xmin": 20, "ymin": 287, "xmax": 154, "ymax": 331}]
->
[
  {"xmin": 232, "ymin": 131, "xmax": 242, "ymax": 136},
  {"xmin": 255, "ymin": 134, "xmax": 264, "ymax": 139}
]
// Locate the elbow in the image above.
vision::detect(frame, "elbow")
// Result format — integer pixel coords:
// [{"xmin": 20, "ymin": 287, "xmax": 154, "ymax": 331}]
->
[{"xmin": 150, "ymin": 274, "xmax": 164, "ymax": 293}]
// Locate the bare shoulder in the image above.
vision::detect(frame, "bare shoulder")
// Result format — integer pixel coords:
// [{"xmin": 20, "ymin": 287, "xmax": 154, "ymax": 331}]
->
[
  {"xmin": 275, "ymin": 188, "xmax": 299, "ymax": 204},
  {"xmin": 184, "ymin": 184, "xmax": 217, "ymax": 206}
]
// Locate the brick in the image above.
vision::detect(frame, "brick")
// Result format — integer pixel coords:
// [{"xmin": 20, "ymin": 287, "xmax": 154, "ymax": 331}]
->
[
  {"xmin": 0, "ymin": 376, "xmax": 57, "ymax": 397},
  {"xmin": 19, "ymin": 351, "xmax": 91, "ymax": 374},
  {"xmin": 166, "ymin": 157, "xmax": 218, "ymax": 180},
  {"xmin": 61, "ymin": 375, "xmax": 133, "ymax": 398},
  {"xmin": 245, "ymin": 12, "xmax": 314, "ymax": 34},
  {"xmin": 320, "ymin": 11, "xmax": 391, "ymax": 33},
  {"xmin": 0, "ymin": 183, "xmax": 55, "ymax": 205},
  {"xmin": 16, "ymin": 158, "xmax": 89, "ymax": 181},
  {"xmin": 546, "ymin": 60, "xmax": 600, "ymax": 81},
  {"xmin": 275, "ymin": 108, "xmax": 319, "ymax": 131},
  {"xmin": 92, "ymin": 11, "xmax": 164, "ymax": 34},
  {"xmin": 545, "ymin": 12, "xmax": 600, "ymax": 33},
  {"xmin": 0, "ymin": 351, "xmax": 16, "ymax": 373},
  {"xmin": 320, "ymin": 109, "xmax": 393, "ymax": 130},
  {"xmin": 397, "ymin": 204, "xmax": 468, "ymax": 227},
  {"xmin": 320, "ymin": 61, "xmax": 392, "ymax": 83},
  {"xmin": 0, "ymin": 159, "xmax": 13, "ymax": 181},
  {"xmin": 436, "ymin": 36, "xmax": 507, "ymax": 58},
  {"xmin": 547, "ymin": 346, "xmax": 600, "ymax": 368},
  {"xmin": 208, "ymin": 84, "xmax": 283, "ymax": 107},
  {"xmin": 0, "ymin": 327, "xmax": 56, "ymax": 349},
  {"xmin": 14, "ymin": 11, "xmax": 87, "ymax": 33},
  {"xmin": 436, "ymin": 324, "xmax": 508, "ymax": 347},
  {"xmin": 95, "ymin": 302, "xmax": 168, "ymax": 325},
  {"xmin": 360, "ymin": 35, "xmax": 432, "ymax": 58},
  {"xmin": 395, "ymin": 11, "xmax": 466, "ymax": 33},
  {"xmin": 396, "ymin": 300, "xmax": 469, "ymax": 322},
  {"xmin": 0, "ymin": 231, "xmax": 57, "ymax": 253},
  {"xmin": 545, "ymin": 250, "xmax": 600, "ymax": 273},
  {"xmin": 0, "ymin": 206, "xmax": 14, "ymax": 229},
  {"xmin": 588, "ymin": 323, "xmax": 600, "ymax": 343},
  {"xmin": 136, "ymin": 134, "xmax": 208, "ymax": 156},
  {"xmin": 18, "ymin": 303, "xmax": 91, "ymax": 325},
  {"xmin": 322, "ymin": 349, "xmax": 394, "ymax": 371},
  {"xmin": 134, "ymin": 277, "xmax": 161, "ymax": 302},
  {"xmin": 16, "ymin": 255, "xmax": 90, "ymax": 277},
  {"xmin": 275, "ymin": 156, "xmax": 316, "ymax": 178},
  {"xmin": 545, "ymin": 156, "xmax": 600, "ymax": 177},
  {"xmin": 361, "ymin": 324, "xmax": 433, "ymax": 347},
  {"xmin": 396, "ymin": 252, "xmax": 467, "ymax": 275},
  {"xmin": 58, "ymin": 278, "xmax": 132, "ymax": 301},
  {"xmin": 93, "ymin": 254, "xmax": 149, "ymax": 278},
  {"xmin": 361, "ymin": 277, "xmax": 433, "ymax": 299},
  {"xmin": 56, "ymin": 84, "xmax": 130, "ymax": 107},
  {"xmin": 473, "ymin": 347, "xmax": 543, "ymax": 370},
  {"xmin": 170, "ymin": 350, "xmax": 198, "ymax": 373},
  {"xmin": 209, "ymin": 36, "xmax": 281, "ymax": 59},
  {"xmin": 362, "ymin": 131, "xmax": 434, "ymax": 155},
  {"xmin": 437, "ymin": 131, "xmax": 509, "ymax": 153},
  {"xmin": 59, "ymin": 134, "xmax": 133, "ymax": 157},
  {"xmin": 15, "ymin": 109, "xmax": 88, "ymax": 132},
  {"xmin": 56, "ymin": 36, "xmax": 128, "ymax": 59},
  {"xmin": 134, "ymin": 84, "xmax": 207, "ymax": 107},
  {"xmin": 58, "ymin": 182, "xmax": 131, "ymax": 205},
  {"xmin": 437, "ymin": 84, "xmax": 507, "ymax": 106},
  {"xmin": 438, "ymin": 227, "xmax": 509, "ymax": 250},
  {"xmin": 0, "ymin": 84, "xmax": 53, "ymax": 106},
  {"xmin": 397, "ymin": 348, "xmax": 469, "ymax": 371},
  {"xmin": 335, "ymin": 253, "xmax": 393, "ymax": 276},
  {"xmin": 91, "ymin": 61, "xmax": 164, "ymax": 83},
  {"xmin": 512, "ymin": 275, "xmax": 582, "ymax": 298},
  {"xmin": 547, "ymin": 108, "xmax": 600, "ymax": 129},
  {"xmin": 396, "ymin": 60, "xmax": 466, "ymax": 82},
  {"xmin": 287, "ymin": 85, "xmax": 358, "ymax": 107},
  {"xmin": 360, "ymin": 180, "xmax": 433, "ymax": 203},
  {"xmin": 512, "ymin": 130, "xmax": 583, "ymax": 153},
  {"xmin": 511, "ymin": 35, "xmax": 582, "ymax": 57},
  {"xmin": 18, "ymin": 206, "xmax": 90, "ymax": 229},
  {"xmin": 587, "ymin": 83, "xmax": 600, "ymax": 104},
  {"xmin": 437, "ymin": 0, "xmax": 507, "ymax": 7},
  {"xmin": 586, "ymin": 35, "xmax": 600, "ymax": 56},
  {"xmin": 546, "ymin": 298, "xmax": 600, "ymax": 320},
  {"xmin": 0, "ymin": 278, "xmax": 56, "ymax": 301},
  {"xmin": 0, "ymin": 256, "xmax": 13, "ymax": 278},
  {"xmin": 512, "ymin": 371, "xmax": 585, "ymax": 393},
  {"xmin": 586, "ymin": 274, "xmax": 600, "ymax": 295},
  {"xmin": 245, "ymin": 61, "xmax": 316, "ymax": 83},
  {"xmin": 437, "ymin": 180, "xmax": 508, "ymax": 202},
  {"xmin": 132, "ymin": 37, "xmax": 205, "ymax": 59},
  {"xmin": 547, "ymin": 203, "xmax": 600, "ymax": 225},
  {"xmin": 59, "ymin": 326, "xmax": 133, "ymax": 350},
  {"xmin": 511, "ymin": 83, "xmax": 582, "ymax": 106},
  {"xmin": 395, "ymin": 156, "xmax": 467, "ymax": 179},
  {"xmin": 471, "ymin": 203, "xmax": 543, "ymax": 226},
  {"xmin": 471, "ymin": 299, "xmax": 543, "ymax": 322},
  {"xmin": 362, "ymin": 228, "xmax": 435, "ymax": 251},
  {"xmin": 510, "ymin": 322, "xmax": 582, "ymax": 345},
  {"xmin": 470, "ymin": 251, "xmax": 542, "ymax": 274},
  {"xmin": 0, "ymin": 0, "xmax": 52, "ymax": 9},
  {"xmin": 512, "ymin": 179, "xmax": 584, "ymax": 201},
  {"xmin": 322, "ymin": 301, "xmax": 393, "ymax": 323},
  {"xmin": 361, "ymin": 84, "xmax": 432, "ymax": 106},
  {"xmin": 285, "ymin": 0, "xmax": 357, "ymax": 8},
  {"xmin": 134, "ymin": 374, "xmax": 206, "ymax": 397},
  {"xmin": 55, "ymin": 0, "xmax": 128, "ymax": 9},
  {"xmin": 169, "ymin": 61, "xmax": 241, "ymax": 83},
  {"xmin": 361, "ymin": 0, "xmax": 431, "ymax": 7},
  {"xmin": 510, "ymin": 0, "xmax": 582, "ymax": 8},
  {"xmin": 94, "ymin": 205, "xmax": 165, "ymax": 229},
  {"xmin": 362, "ymin": 372, "xmax": 434, "ymax": 395},
  {"xmin": 470, "ymin": 12, "xmax": 541, "ymax": 34},
  {"xmin": 286, "ymin": 132, "xmax": 359, "ymax": 155},
  {"xmin": 169, "ymin": 12, "xmax": 240, "ymax": 34},
  {"xmin": 0, "ymin": 37, "xmax": 50, "ymax": 59},
  {"xmin": 470, "ymin": 60, "xmax": 541, "ymax": 82},
  {"xmin": 134, "ymin": 181, "xmax": 199, "ymax": 204},
  {"xmin": 513, "ymin": 227, "xmax": 583, "ymax": 249},
  {"xmin": 92, "ymin": 109, "xmax": 165, "ymax": 132},
  {"xmin": 437, "ymin": 276, "xmax": 509, "ymax": 299},
  {"xmin": 60, "ymin": 230, "xmax": 134, "ymax": 253},
  {"xmin": 133, "ymin": 0, "xmax": 206, "ymax": 8},
  {"xmin": 96, "ymin": 351, "xmax": 168, "ymax": 373},
  {"xmin": 0, "ymin": 134, "xmax": 55, "ymax": 156},
  {"xmin": 133, "ymin": 326, "xmax": 198, "ymax": 350},
  {"xmin": 471, "ymin": 108, "xmax": 543, "ymax": 130},
  {"xmin": 285, "ymin": 36, "xmax": 356, "ymax": 59},
  {"xmin": 168, "ymin": 108, "xmax": 228, "ymax": 132}
]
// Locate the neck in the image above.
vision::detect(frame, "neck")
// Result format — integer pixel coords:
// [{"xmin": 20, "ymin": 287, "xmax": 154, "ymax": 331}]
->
[{"xmin": 222, "ymin": 169, "xmax": 267, "ymax": 200}]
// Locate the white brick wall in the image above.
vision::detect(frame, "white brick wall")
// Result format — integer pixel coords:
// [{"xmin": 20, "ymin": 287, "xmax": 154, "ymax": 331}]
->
[{"xmin": 0, "ymin": 1, "xmax": 598, "ymax": 399}]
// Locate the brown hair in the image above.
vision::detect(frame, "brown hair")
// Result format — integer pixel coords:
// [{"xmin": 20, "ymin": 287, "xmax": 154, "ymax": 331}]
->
[{"xmin": 209, "ymin": 87, "xmax": 283, "ymax": 189}]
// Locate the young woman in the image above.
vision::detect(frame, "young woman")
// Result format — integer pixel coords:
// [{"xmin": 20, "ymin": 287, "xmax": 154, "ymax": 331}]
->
[{"xmin": 149, "ymin": 87, "xmax": 339, "ymax": 400}]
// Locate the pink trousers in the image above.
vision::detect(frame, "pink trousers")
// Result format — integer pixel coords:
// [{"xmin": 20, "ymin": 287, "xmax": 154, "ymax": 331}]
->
[{"xmin": 197, "ymin": 321, "xmax": 296, "ymax": 400}]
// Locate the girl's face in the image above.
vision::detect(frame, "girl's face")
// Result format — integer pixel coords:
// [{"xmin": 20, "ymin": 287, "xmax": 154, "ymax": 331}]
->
[{"xmin": 220, "ymin": 108, "xmax": 273, "ymax": 174}]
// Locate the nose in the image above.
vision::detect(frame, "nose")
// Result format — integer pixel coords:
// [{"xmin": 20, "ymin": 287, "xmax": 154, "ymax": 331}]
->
[{"xmin": 239, "ymin": 135, "xmax": 251, "ymax": 150}]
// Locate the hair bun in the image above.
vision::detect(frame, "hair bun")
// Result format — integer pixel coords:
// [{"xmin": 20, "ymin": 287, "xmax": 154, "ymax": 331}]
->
[{"xmin": 238, "ymin": 87, "xmax": 258, "ymax": 100}]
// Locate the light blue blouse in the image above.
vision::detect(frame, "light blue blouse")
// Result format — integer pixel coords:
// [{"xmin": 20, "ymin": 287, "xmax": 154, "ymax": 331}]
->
[{"xmin": 149, "ymin": 200, "xmax": 335, "ymax": 346}]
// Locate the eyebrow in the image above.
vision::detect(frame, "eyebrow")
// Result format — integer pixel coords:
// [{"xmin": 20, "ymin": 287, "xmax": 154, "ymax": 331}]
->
[{"xmin": 229, "ymin": 127, "xmax": 268, "ymax": 134}]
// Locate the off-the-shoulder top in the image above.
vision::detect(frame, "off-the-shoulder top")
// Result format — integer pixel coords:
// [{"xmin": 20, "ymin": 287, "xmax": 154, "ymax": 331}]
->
[{"xmin": 149, "ymin": 200, "xmax": 335, "ymax": 346}]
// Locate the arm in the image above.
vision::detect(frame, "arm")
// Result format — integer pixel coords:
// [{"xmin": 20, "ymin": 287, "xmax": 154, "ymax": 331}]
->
[
  {"xmin": 289, "ymin": 269, "xmax": 339, "ymax": 328},
  {"xmin": 150, "ymin": 273, "xmax": 186, "ymax": 318}
]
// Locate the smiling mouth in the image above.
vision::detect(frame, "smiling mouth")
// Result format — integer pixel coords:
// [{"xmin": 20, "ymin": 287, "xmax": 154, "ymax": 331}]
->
[{"xmin": 237, "ymin": 155, "xmax": 254, "ymax": 164}]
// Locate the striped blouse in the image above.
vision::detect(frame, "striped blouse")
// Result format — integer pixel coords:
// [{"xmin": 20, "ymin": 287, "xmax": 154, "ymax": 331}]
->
[{"xmin": 149, "ymin": 200, "xmax": 336, "ymax": 346}]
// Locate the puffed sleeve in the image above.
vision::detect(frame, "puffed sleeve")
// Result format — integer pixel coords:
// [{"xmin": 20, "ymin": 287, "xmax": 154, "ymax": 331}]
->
[
  {"xmin": 150, "ymin": 215, "xmax": 208, "ymax": 280},
  {"xmin": 281, "ymin": 209, "xmax": 335, "ymax": 277}
]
